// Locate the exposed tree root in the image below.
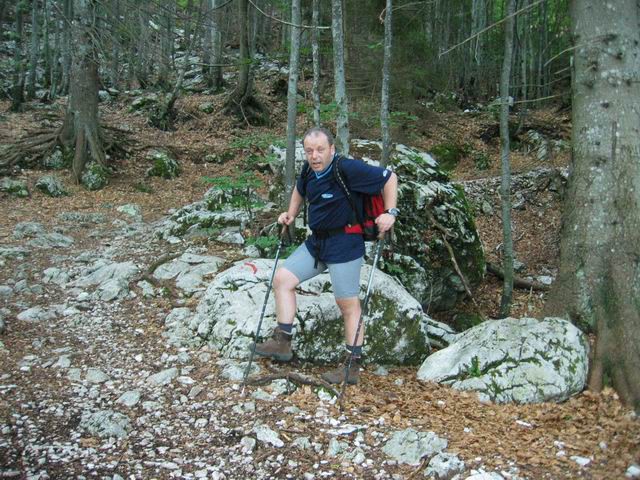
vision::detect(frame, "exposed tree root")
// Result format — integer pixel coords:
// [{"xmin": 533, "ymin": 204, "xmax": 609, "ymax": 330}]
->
[
  {"xmin": 224, "ymin": 92, "xmax": 269, "ymax": 127},
  {"xmin": 0, "ymin": 120, "xmax": 131, "ymax": 176}
]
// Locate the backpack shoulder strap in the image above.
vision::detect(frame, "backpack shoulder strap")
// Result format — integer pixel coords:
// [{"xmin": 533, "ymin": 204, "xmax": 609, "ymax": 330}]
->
[
  {"xmin": 333, "ymin": 156, "xmax": 364, "ymax": 226},
  {"xmin": 300, "ymin": 161, "xmax": 313, "ymax": 191}
]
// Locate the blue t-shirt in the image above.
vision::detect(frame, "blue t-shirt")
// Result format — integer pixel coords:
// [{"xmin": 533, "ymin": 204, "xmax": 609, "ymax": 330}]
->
[{"xmin": 296, "ymin": 155, "xmax": 392, "ymax": 263}]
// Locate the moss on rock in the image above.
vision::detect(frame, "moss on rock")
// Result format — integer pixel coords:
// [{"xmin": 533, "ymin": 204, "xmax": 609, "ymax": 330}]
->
[{"xmin": 81, "ymin": 163, "xmax": 110, "ymax": 191}]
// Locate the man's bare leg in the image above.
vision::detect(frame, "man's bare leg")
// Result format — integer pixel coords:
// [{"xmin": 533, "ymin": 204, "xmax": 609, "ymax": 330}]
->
[
  {"xmin": 273, "ymin": 267, "xmax": 299, "ymax": 326},
  {"xmin": 253, "ymin": 267, "xmax": 299, "ymax": 361},
  {"xmin": 336, "ymin": 297, "xmax": 363, "ymax": 346}
]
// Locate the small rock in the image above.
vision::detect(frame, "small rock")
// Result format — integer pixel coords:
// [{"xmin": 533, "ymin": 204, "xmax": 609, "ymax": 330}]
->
[
  {"xmin": 35, "ymin": 175, "xmax": 68, "ymax": 197},
  {"xmin": 253, "ymin": 424, "xmax": 284, "ymax": 448},
  {"xmin": 188, "ymin": 386, "xmax": 204, "ymax": 399},
  {"xmin": 292, "ymin": 436, "xmax": 311, "ymax": 450},
  {"xmin": 53, "ymin": 355, "xmax": 71, "ymax": 368},
  {"xmin": 86, "ymin": 368, "xmax": 110, "ymax": 384},
  {"xmin": 373, "ymin": 366, "xmax": 389, "ymax": 376},
  {"xmin": 147, "ymin": 367, "xmax": 178, "ymax": 386},
  {"xmin": 117, "ymin": 390, "xmax": 141, "ymax": 407},
  {"xmin": 240, "ymin": 436, "xmax": 256, "ymax": 453},
  {"xmin": 424, "ymin": 452, "xmax": 465, "ymax": 479},
  {"xmin": 571, "ymin": 455, "xmax": 592, "ymax": 467},
  {"xmin": 626, "ymin": 464, "xmax": 640, "ymax": 478},
  {"xmin": 80, "ymin": 410, "xmax": 130, "ymax": 439}
]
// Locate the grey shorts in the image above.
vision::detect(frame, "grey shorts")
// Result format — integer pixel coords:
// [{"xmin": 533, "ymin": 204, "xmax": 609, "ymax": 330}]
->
[{"xmin": 282, "ymin": 243, "xmax": 363, "ymax": 299}]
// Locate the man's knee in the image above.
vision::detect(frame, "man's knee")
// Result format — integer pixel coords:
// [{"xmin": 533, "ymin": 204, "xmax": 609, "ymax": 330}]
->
[
  {"xmin": 336, "ymin": 297, "xmax": 361, "ymax": 316},
  {"xmin": 273, "ymin": 268, "xmax": 299, "ymax": 292}
]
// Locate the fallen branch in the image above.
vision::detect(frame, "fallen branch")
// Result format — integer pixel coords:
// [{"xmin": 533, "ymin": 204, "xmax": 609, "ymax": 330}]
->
[
  {"xmin": 244, "ymin": 371, "xmax": 338, "ymax": 397},
  {"xmin": 425, "ymin": 209, "xmax": 484, "ymax": 316},
  {"xmin": 486, "ymin": 261, "xmax": 550, "ymax": 291}
]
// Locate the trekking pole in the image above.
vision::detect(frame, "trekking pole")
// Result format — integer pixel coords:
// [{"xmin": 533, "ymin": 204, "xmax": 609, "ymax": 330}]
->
[
  {"xmin": 241, "ymin": 225, "xmax": 290, "ymax": 395},
  {"xmin": 338, "ymin": 233, "xmax": 386, "ymax": 411}
]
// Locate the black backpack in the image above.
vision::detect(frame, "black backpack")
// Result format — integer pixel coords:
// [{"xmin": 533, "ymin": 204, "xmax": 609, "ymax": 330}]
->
[{"xmin": 300, "ymin": 156, "xmax": 385, "ymax": 241}]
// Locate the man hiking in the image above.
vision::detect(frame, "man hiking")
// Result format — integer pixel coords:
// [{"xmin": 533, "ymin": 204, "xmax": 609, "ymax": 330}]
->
[{"xmin": 253, "ymin": 127, "xmax": 399, "ymax": 385}]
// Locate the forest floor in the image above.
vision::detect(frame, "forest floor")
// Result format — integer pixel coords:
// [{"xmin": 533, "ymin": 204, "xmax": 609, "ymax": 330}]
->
[{"xmin": 0, "ymin": 83, "xmax": 638, "ymax": 480}]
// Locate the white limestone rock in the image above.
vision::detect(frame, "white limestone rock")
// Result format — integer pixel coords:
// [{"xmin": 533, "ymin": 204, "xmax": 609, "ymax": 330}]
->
[
  {"xmin": 169, "ymin": 259, "xmax": 435, "ymax": 365},
  {"xmin": 417, "ymin": 317, "xmax": 589, "ymax": 404},
  {"xmin": 80, "ymin": 410, "xmax": 131, "ymax": 439},
  {"xmin": 382, "ymin": 428, "xmax": 448, "ymax": 466}
]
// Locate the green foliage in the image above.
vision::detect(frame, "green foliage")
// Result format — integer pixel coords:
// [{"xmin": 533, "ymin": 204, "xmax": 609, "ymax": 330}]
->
[
  {"xmin": 316, "ymin": 102, "xmax": 339, "ymax": 124},
  {"xmin": 473, "ymin": 152, "xmax": 491, "ymax": 171},
  {"xmin": 230, "ymin": 133, "xmax": 284, "ymax": 151},
  {"xmin": 244, "ymin": 152, "xmax": 278, "ymax": 172},
  {"xmin": 429, "ymin": 142, "xmax": 471, "ymax": 172},
  {"xmin": 202, "ymin": 173, "xmax": 265, "ymax": 220},
  {"xmin": 81, "ymin": 163, "xmax": 110, "ymax": 191},
  {"xmin": 452, "ymin": 311, "xmax": 485, "ymax": 332},
  {"xmin": 147, "ymin": 154, "xmax": 181, "ymax": 179},
  {"xmin": 469, "ymin": 356, "xmax": 482, "ymax": 378},
  {"xmin": 134, "ymin": 183, "xmax": 154, "ymax": 194}
]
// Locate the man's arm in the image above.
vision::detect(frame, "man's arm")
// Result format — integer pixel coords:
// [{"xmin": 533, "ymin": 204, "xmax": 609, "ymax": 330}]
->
[
  {"xmin": 376, "ymin": 172, "xmax": 398, "ymax": 233},
  {"xmin": 278, "ymin": 186, "xmax": 304, "ymax": 225}
]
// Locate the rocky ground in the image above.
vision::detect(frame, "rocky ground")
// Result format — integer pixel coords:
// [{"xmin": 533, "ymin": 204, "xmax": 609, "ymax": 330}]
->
[{"xmin": 1, "ymin": 97, "xmax": 639, "ymax": 480}]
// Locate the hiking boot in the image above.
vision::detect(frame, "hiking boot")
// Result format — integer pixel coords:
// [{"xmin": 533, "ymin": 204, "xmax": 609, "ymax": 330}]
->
[
  {"xmin": 322, "ymin": 355, "xmax": 361, "ymax": 385},
  {"xmin": 252, "ymin": 328, "xmax": 293, "ymax": 362}
]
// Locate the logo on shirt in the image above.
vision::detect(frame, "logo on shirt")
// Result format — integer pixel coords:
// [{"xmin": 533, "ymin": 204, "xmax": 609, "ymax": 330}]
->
[
  {"xmin": 383, "ymin": 169, "xmax": 389, "ymax": 177},
  {"xmin": 321, "ymin": 193, "xmax": 334, "ymax": 199}
]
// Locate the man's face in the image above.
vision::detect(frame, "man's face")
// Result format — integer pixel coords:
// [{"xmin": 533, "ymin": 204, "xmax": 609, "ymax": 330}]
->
[{"xmin": 303, "ymin": 133, "xmax": 335, "ymax": 172}]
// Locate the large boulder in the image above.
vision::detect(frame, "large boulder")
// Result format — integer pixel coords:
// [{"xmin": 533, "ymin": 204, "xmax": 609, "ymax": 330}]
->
[
  {"xmin": 163, "ymin": 259, "xmax": 454, "ymax": 364},
  {"xmin": 270, "ymin": 139, "xmax": 485, "ymax": 311},
  {"xmin": 416, "ymin": 317, "xmax": 589, "ymax": 404},
  {"xmin": 155, "ymin": 185, "xmax": 273, "ymax": 241}
]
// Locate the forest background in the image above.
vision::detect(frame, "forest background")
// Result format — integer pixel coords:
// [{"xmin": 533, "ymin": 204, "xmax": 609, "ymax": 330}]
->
[{"xmin": 0, "ymin": 0, "xmax": 639, "ymax": 478}]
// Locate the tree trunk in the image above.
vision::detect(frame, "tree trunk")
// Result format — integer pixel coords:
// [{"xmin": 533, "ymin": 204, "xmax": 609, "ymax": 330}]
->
[
  {"xmin": 380, "ymin": 0, "xmax": 392, "ymax": 168},
  {"xmin": 50, "ymin": 0, "xmax": 61, "ymax": 98},
  {"xmin": 0, "ymin": 0, "xmax": 7, "ymax": 40},
  {"xmin": 224, "ymin": 0, "xmax": 266, "ymax": 125},
  {"xmin": 27, "ymin": 0, "xmax": 39, "ymax": 99},
  {"xmin": 544, "ymin": 0, "xmax": 640, "ymax": 411},
  {"xmin": 158, "ymin": 0, "xmax": 173, "ymax": 89},
  {"xmin": 498, "ymin": 0, "xmax": 516, "ymax": 317},
  {"xmin": 311, "ymin": 0, "xmax": 321, "ymax": 126},
  {"xmin": 42, "ymin": 0, "xmax": 52, "ymax": 89},
  {"xmin": 331, "ymin": 0, "xmax": 349, "ymax": 155},
  {"xmin": 60, "ymin": 0, "xmax": 72, "ymax": 94},
  {"xmin": 284, "ymin": 0, "xmax": 301, "ymax": 210},
  {"xmin": 136, "ymin": 4, "xmax": 151, "ymax": 88},
  {"xmin": 109, "ymin": 0, "xmax": 119, "ymax": 88},
  {"xmin": 61, "ymin": 0, "xmax": 105, "ymax": 182},
  {"xmin": 10, "ymin": 2, "xmax": 25, "ymax": 112},
  {"xmin": 202, "ymin": 0, "xmax": 212, "ymax": 83},
  {"xmin": 211, "ymin": 0, "xmax": 224, "ymax": 90}
]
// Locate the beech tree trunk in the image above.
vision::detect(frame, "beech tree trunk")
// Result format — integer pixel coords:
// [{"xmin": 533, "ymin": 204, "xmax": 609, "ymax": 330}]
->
[
  {"xmin": 544, "ymin": 0, "xmax": 640, "ymax": 411},
  {"xmin": 10, "ymin": 1, "xmax": 25, "ymax": 112},
  {"xmin": 311, "ymin": 0, "xmax": 321, "ymax": 127},
  {"xmin": 60, "ymin": 0, "xmax": 72, "ymax": 94},
  {"xmin": 380, "ymin": 0, "xmax": 392, "ymax": 168},
  {"xmin": 61, "ymin": 0, "xmax": 105, "ymax": 181},
  {"xmin": 284, "ymin": 0, "xmax": 301, "ymax": 205},
  {"xmin": 331, "ymin": 0, "xmax": 349, "ymax": 155},
  {"xmin": 224, "ymin": 0, "xmax": 266, "ymax": 124},
  {"xmin": 210, "ymin": 0, "xmax": 224, "ymax": 90},
  {"xmin": 498, "ymin": 0, "xmax": 516, "ymax": 316},
  {"xmin": 27, "ymin": 0, "xmax": 39, "ymax": 99}
]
